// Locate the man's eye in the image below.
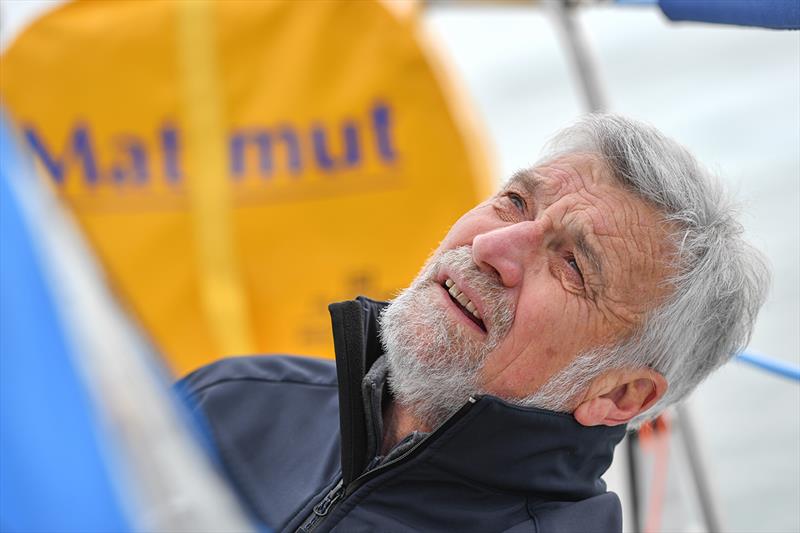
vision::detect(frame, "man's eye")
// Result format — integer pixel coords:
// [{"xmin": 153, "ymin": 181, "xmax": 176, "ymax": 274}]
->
[
  {"xmin": 507, "ymin": 192, "xmax": 526, "ymax": 212},
  {"xmin": 567, "ymin": 255, "xmax": 584, "ymax": 283}
]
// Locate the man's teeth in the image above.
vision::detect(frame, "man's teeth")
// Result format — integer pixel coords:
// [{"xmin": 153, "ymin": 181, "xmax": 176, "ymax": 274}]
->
[{"xmin": 444, "ymin": 278, "xmax": 482, "ymax": 320}]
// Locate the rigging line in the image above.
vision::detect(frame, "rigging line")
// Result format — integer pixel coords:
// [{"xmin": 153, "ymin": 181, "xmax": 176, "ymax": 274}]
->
[{"xmin": 176, "ymin": 0, "xmax": 256, "ymax": 359}]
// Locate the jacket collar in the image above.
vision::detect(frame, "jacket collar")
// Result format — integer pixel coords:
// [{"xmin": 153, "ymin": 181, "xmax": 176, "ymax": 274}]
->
[
  {"xmin": 328, "ymin": 297, "xmax": 388, "ymax": 485},
  {"xmin": 423, "ymin": 395, "xmax": 625, "ymax": 501},
  {"xmin": 328, "ymin": 297, "xmax": 626, "ymax": 500}
]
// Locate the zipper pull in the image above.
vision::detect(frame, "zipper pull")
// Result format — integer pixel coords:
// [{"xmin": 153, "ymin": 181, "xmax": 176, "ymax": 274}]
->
[
  {"xmin": 312, "ymin": 479, "xmax": 344, "ymax": 517},
  {"xmin": 297, "ymin": 479, "xmax": 345, "ymax": 533}
]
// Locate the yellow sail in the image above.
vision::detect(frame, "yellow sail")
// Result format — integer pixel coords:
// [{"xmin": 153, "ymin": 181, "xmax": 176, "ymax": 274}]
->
[{"xmin": 1, "ymin": 0, "xmax": 493, "ymax": 375}]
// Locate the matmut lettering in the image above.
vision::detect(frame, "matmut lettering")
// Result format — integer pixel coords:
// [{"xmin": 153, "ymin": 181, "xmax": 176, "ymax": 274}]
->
[{"xmin": 23, "ymin": 102, "xmax": 398, "ymax": 187}]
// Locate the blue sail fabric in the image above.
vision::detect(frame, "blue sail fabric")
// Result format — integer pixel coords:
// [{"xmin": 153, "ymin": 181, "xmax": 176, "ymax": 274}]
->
[
  {"xmin": 0, "ymin": 118, "xmax": 130, "ymax": 532},
  {"xmin": 659, "ymin": 0, "xmax": 800, "ymax": 29}
]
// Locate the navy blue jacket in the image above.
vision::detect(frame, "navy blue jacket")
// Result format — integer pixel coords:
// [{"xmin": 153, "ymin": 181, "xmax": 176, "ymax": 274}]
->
[{"xmin": 179, "ymin": 297, "xmax": 626, "ymax": 532}]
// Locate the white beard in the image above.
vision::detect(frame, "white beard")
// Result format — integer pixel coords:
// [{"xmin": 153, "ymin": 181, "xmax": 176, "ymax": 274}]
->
[
  {"xmin": 379, "ymin": 246, "xmax": 514, "ymax": 429},
  {"xmin": 380, "ymin": 247, "xmax": 616, "ymax": 430}
]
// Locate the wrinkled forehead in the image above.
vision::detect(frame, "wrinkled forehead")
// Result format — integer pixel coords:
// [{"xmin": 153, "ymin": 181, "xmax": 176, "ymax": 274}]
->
[{"xmin": 513, "ymin": 153, "xmax": 620, "ymax": 201}]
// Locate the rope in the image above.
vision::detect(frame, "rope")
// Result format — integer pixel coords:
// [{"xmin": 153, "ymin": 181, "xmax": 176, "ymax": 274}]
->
[
  {"xmin": 638, "ymin": 414, "xmax": 672, "ymax": 533},
  {"xmin": 736, "ymin": 352, "xmax": 800, "ymax": 382}
]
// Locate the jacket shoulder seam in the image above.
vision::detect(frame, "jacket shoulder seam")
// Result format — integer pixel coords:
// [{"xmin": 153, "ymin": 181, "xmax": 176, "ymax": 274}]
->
[{"xmin": 188, "ymin": 376, "xmax": 338, "ymax": 397}]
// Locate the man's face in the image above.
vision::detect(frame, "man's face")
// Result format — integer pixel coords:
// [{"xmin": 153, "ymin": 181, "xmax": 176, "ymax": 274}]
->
[{"xmin": 382, "ymin": 153, "xmax": 674, "ymax": 427}]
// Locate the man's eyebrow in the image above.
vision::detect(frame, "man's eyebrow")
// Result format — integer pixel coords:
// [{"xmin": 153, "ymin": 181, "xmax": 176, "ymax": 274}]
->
[
  {"xmin": 505, "ymin": 169, "xmax": 543, "ymax": 198},
  {"xmin": 575, "ymin": 233, "xmax": 605, "ymax": 285}
]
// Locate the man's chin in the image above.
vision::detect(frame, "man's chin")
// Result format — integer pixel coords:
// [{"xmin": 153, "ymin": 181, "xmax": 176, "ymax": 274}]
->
[
  {"xmin": 378, "ymin": 245, "xmax": 514, "ymax": 428},
  {"xmin": 385, "ymin": 358, "xmax": 480, "ymax": 430}
]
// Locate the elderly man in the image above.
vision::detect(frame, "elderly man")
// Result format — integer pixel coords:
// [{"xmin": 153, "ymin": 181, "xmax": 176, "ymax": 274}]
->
[{"xmin": 179, "ymin": 114, "xmax": 768, "ymax": 532}]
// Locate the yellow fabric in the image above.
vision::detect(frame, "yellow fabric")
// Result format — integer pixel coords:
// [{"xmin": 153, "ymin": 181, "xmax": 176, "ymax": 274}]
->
[{"xmin": 1, "ymin": 0, "xmax": 493, "ymax": 376}]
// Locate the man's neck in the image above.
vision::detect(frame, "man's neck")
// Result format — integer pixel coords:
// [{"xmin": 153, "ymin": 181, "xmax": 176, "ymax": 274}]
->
[{"xmin": 381, "ymin": 401, "xmax": 429, "ymax": 455}]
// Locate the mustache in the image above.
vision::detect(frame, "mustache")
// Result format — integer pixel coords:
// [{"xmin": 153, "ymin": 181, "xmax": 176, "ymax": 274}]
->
[
  {"xmin": 425, "ymin": 246, "xmax": 514, "ymax": 338},
  {"xmin": 428, "ymin": 246, "xmax": 502, "ymax": 293}
]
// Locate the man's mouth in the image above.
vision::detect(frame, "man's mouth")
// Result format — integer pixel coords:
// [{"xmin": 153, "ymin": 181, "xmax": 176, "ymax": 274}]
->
[{"xmin": 442, "ymin": 278, "xmax": 487, "ymax": 333}]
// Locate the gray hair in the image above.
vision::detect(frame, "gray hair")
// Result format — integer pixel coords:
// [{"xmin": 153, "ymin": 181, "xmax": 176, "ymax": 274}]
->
[{"xmin": 519, "ymin": 113, "xmax": 770, "ymax": 425}]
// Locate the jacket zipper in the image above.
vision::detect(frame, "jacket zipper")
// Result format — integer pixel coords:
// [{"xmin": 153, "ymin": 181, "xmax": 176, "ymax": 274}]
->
[
  {"xmin": 293, "ymin": 396, "xmax": 478, "ymax": 533},
  {"xmin": 295, "ymin": 479, "xmax": 344, "ymax": 533}
]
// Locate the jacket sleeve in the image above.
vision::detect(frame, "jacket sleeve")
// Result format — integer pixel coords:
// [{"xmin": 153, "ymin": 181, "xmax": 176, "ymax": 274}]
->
[{"xmin": 175, "ymin": 355, "xmax": 343, "ymax": 530}]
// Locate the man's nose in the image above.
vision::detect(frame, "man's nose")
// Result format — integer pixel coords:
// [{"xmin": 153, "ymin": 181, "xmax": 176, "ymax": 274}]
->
[{"xmin": 471, "ymin": 221, "xmax": 545, "ymax": 287}]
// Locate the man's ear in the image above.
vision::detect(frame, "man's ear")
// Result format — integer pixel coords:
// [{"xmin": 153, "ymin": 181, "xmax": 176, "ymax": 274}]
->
[{"xmin": 573, "ymin": 368, "xmax": 667, "ymax": 427}]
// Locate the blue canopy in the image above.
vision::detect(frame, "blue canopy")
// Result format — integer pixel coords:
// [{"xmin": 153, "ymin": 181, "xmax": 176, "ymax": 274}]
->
[
  {"xmin": 619, "ymin": 0, "xmax": 800, "ymax": 29},
  {"xmin": 661, "ymin": 0, "xmax": 799, "ymax": 29}
]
